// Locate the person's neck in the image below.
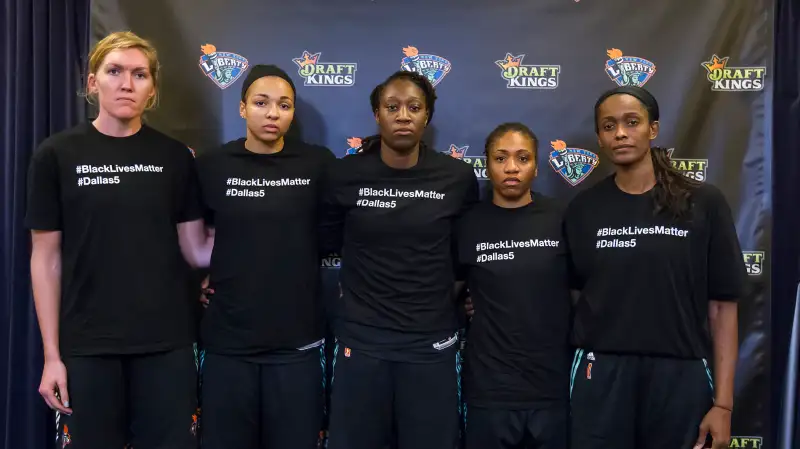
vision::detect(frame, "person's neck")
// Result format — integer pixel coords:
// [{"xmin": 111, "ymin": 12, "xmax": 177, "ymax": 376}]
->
[
  {"xmin": 380, "ymin": 141, "xmax": 419, "ymax": 169},
  {"xmin": 493, "ymin": 190, "xmax": 533, "ymax": 209},
  {"xmin": 245, "ymin": 133, "xmax": 284, "ymax": 154},
  {"xmin": 92, "ymin": 110, "xmax": 142, "ymax": 137},
  {"xmin": 614, "ymin": 155, "xmax": 656, "ymax": 194}
]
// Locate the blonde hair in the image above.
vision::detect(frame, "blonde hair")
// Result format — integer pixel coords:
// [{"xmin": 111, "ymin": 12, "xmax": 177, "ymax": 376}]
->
[{"xmin": 86, "ymin": 31, "xmax": 160, "ymax": 110}]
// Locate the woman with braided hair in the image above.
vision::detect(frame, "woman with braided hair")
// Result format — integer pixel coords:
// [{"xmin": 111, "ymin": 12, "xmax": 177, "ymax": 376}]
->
[
  {"xmin": 320, "ymin": 70, "xmax": 479, "ymax": 449},
  {"xmin": 564, "ymin": 86, "xmax": 745, "ymax": 449}
]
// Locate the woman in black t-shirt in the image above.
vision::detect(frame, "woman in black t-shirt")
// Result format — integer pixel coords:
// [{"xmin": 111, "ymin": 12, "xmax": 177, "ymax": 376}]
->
[
  {"xmin": 564, "ymin": 86, "xmax": 745, "ymax": 449},
  {"xmin": 195, "ymin": 64, "xmax": 335, "ymax": 449},
  {"xmin": 25, "ymin": 31, "xmax": 211, "ymax": 449},
  {"xmin": 321, "ymin": 71, "xmax": 479, "ymax": 449},
  {"xmin": 456, "ymin": 123, "xmax": 571, "ymax": 449}
]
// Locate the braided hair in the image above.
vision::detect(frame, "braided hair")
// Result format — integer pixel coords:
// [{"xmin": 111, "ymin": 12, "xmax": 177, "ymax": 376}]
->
[{"xmin": 356, "ymin": 70, "xmax": 437, "ymax": 154}]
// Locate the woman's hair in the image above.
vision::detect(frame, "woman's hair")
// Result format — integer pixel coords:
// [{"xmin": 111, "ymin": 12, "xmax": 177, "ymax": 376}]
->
[
  {"xmin": 86, "ymin": 31, "xmax": 160, "ymax": 110},
  {"xmin": 358, "ymin": 71, "xmax": 437, "ymax": 153},
  {"xmin": 594, "ymin": 86, "xmax": 700, "ymax": 218},
  {"xmin": 483, "ymin": 122, "xmax": 539, "ymax": 160}
]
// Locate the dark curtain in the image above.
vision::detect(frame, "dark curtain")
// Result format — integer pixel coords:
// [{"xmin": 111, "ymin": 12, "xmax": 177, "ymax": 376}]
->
[
  {"xmin": 0, "ymin": 1, "xmax": 90, "ymax": 449},
  {"xmin": 773, "ymin": 0, "xmax": 800, "ymax": 446}
]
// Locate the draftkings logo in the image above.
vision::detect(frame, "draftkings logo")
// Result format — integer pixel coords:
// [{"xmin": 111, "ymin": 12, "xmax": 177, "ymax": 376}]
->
[
  {"xmin": 292, "ymin": 51, "xmax": 357, "ymax": 87},
  {"xmin": 729, "ymin": 436, "xmax": 763, "ymax": 448},
  {"xmin": 321, "ymin": 253, "xmax": 342, "ymax": 269},
  {"xmin": 494, "ymin": 53, "xmax": 560, "ymax": 89},
  {"xmin": 742, "ymin": 251, "xmax": 765, "ymax": 276},
  {"xmin": 604, "ymin": 48, "xmax": 656, "ymax": 87},
  {"xmin": 345, "ymin": 137, "xmax": 363, "ymax": 156},
  {"xmin": 666, "ymin": 148, "xmax": 708, "ymax": 182},
  {"xmin": 400, "ymin": 46, "xmax": 452, "ymax": 87},
  {"xmin": 198, "ymin": 44, "xmax": 249, "ymax": 89},
  {"xmin": 548, "ymin": 140, "xmax": 599, "ymax": 186},
  {"xmin": 702, "ymin": 55, "xmax": 766, "ymax": 92},
  {"xmin": 446, "ymin": 145, "xmax": 488, "ymax": 180}
]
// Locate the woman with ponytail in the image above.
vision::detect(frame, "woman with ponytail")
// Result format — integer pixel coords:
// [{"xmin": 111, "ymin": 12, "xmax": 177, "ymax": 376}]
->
[
  {"xmin": 564, "ymin": 86, "xmax": 745, "ymax": 449},
  {"xmin": 320, "ymin": 70, "xmax": 479, "ymax": 449}
]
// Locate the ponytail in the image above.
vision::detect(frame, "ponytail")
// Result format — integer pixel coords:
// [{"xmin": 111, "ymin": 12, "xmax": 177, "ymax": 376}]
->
[{"xmin": 650, "ymin": 146, "xmax": 701, "ymax": 218}]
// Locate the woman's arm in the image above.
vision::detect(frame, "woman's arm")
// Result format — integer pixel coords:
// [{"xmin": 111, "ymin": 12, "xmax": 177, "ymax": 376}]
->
[
  {"xmin": 30, "ymin": 230, "xmax": 72, "ymax": 414},
  {"xmin": 177, "ymin": 220, "xmax": 215, "ymax": 268}
]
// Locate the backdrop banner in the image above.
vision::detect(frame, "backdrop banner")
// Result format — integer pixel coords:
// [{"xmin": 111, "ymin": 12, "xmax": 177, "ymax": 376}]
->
[{"xmin": 92, "ymin": 0, "xmax": 772, "ymax": 447}]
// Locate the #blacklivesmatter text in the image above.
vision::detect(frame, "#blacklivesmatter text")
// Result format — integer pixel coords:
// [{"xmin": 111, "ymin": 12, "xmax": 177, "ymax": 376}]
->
[
  {"xmin": 356, "ymin": 187, "xmax": 446, "ymax": 209},
  {"xmin": 475, "ymin": 238, "xmax": 559, "ymax": 263},
  {"xmin": 75, "ymin": 164, "xmax": 163, "ymax": 187},
  {"xmin": 225, "ymin": 177, "xmax": 311, "ymax": 198},
  {"xmin": 595, "ymin": 225, "xmax": 689, "ymax": 249}
]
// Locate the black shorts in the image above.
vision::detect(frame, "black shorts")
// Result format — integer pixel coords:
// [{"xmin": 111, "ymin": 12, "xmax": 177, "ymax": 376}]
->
[
  {"xmin": 464, "ymin": 402, "xmax": 568, "ymax": 449},
  {"xmin": 200, "ymin": 344, "xmax": 325, "ymax": 449},
  {"xmin": 56, "ymin": 346, "xmax": 198, "ymax": 449},
  {"xmin": 326, "ymin": 342, "xmax": 461, "ymax": 449},
  {"xmin": 569, "ymin": 350, "xmax": 714, "ymax": 449}
]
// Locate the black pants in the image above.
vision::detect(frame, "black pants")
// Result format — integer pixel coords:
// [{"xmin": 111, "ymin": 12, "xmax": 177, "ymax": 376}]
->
[
  {"xmin": 200, "ymin": 347, "xmax": 325, "ymax": 449},
  {"xmin": 326, "ymin": 343, "xmax": 461, "ymax": 449},
  {"xmin": 464, "ymin": 402, "xmax": 568, "ymax": 449},
  {"xmin": 569, "ymin": 350, "xmax": 714, "ymax": 449},
  {"xmin": 57, "ymin": 347, "xmax": 198, "ymax": 449}
]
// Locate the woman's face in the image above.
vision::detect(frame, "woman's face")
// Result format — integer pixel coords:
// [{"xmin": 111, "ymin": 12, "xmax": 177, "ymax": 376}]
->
[
  {"xmin": 240, "ymin": 76, "xmax": 295, "ymax": 143},
  {"xmin": 375, "ymin": 78, "xmax": 428, "ymax": 152},
  {"xmin": 87, "ymin": 48, "xmax": 155, "ymax": 121},
  {"xmin": 487, "ymin": 131, "xmax": 538, "ymax": 200},
  {"xmin": 595, "ymin": 94, "xmax": 659, "ymax": 166}
]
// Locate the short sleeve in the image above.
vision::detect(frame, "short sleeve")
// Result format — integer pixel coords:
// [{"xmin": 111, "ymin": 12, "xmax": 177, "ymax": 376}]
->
[
  {"xmin": 317, "ymin": 158, "xmax": 345, "ymax": 255},
  {"xmin": 177, "ymin": 147, "xmax": 204, "ymax": 223},
  {"xmin": 562, "ymin": 199, "xmax": 583, "ymax": 291},
  {"xmin": 24, "ymin": 143, "xmax": 62, "ymax": 231},
  {"xmin": 705, "ymin": 187, "xmax": 746, "ymax": 301}
]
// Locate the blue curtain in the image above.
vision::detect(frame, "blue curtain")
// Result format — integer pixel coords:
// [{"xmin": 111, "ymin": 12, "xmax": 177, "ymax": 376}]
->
[
  {"xmin": 773, "ymin": 0, "xmax": 800, "ymax": 446},
  {"xmin": 0, "ymin": 1, "xmax": 90, "ymax": 448}
]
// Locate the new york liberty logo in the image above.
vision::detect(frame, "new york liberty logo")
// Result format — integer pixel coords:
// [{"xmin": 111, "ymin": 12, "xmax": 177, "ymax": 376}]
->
[
  {"xmin": 548, "ymin": 140, "xmax": 599, "ymax": 186},
  {"xmin": 198, "ymin": 43, "xmax": 249, "ymax": 89},
  {"xmin": 400, "ymin": 46, "xmax": 452, "ymax": 87},
  {"xmin": 604, "ymin": 48, "xmax": 656, "ymax": 87},
  {"xmin": 345, "ymin": 137, "xmax": 363, "ymax": 155}
]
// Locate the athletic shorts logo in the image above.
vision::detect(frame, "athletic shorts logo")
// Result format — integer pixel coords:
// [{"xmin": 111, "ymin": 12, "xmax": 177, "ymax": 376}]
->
[
  {"xmin": 742, "ymin": 251, "xmax": 765, "ymax": 276},
  {"xmin": 666, "ymin": 148, "xmax": 708, "ymax": 182},
  {"xmin": 198, "ymin": 44, "xmax": 249, "ymax": 89},
  {"xmin": 495, "ymin": 53, "xmax": 560, "ymax": 89},
  {"xmin": 586, "ymin": 362, "xmax": 593, "ymax": 379},
  {"xmin": 446, "ymin": 145, "xmax": 488, "ymax": 181},
  {"xmin": 191, "ymin": 408, "xmax": 200, "ymax": 436},
  {"xmin": 702, "ymin": 54, "xmax": 766, "ymax": 92},
  {"xmin": 729, "ymin": 436, "xmax": 763, "ymax": 448},
  {"xmin": 605, "ymin": 48, "xmax": 656, "ymax": 87},
  {"xmin": 292, "ymin": 51, "xmax": 357, "ymax": 87},
  {"xmin": 344, "ymin": 347, "xmax": 352, "ymax": 357},
  {"xmin": 401, "ymin": 46, "xmax": 452, "ymax": 87},
  {"xmin": 61, "ymin": 424, "xmax": 71, "ymax": 448},
  {"xmin": 345, "ymin": 137, "xmax": 363, "ymax": 155},
  {"xmin": 321, "ymin": 252, "xmax": 342, "ymax": 269},
  {"xmin": 548, "ymin": 140, "xmax": 599, "ymax": 186}
]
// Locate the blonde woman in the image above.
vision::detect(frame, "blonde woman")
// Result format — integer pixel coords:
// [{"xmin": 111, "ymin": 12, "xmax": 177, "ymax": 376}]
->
[{"xmin": 25, "ymin": 31, "xmax": 211, "ymax": 448}]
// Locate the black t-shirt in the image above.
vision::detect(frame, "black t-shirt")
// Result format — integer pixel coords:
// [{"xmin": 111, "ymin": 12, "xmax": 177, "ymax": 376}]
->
[
  {"xmin": 24, "ymin": 122, "xmax": 203, "ymax": 356},
  {"xmin": 457, "ymin": 195, "xmax": 571, "ymax": 407},
  {"xmin": 322, "ymin": 146, "xmax": 479, "ymax": 360},
  {"xmin": 563, "ymin": 175, "xmax": 747, "ymax": 359},
  {"xmin": 195, "ymin": 138, "xmax": 335, "ymax": 354}
]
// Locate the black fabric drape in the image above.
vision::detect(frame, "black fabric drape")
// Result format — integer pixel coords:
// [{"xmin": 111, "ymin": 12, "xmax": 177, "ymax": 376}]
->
[
  {"xmin": 0, "ymin": 1, "xmax": 90, "ymax": 448},
  {"xmin": 773, "ymin": 0, "xmax": 800, "ymax": 446}
]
